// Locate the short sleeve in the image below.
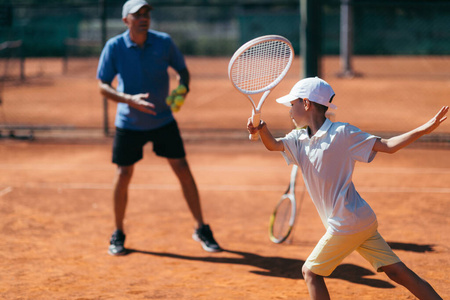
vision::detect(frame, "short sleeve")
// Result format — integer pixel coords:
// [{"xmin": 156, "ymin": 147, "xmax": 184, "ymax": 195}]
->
[
  {"xmin": 346, "ymin": 125, "xmax": 379, "ymax": 163},
  {"xmin": 97, "ymin": 39, "xmax": 117, "ymax": 84},
  {"xmin": 168, "ymin": 37, "xmax": 187, "ymax": 72},
  {"xmin": 280, "ymin": 129, "xmax": 303, "ymax": 166}
]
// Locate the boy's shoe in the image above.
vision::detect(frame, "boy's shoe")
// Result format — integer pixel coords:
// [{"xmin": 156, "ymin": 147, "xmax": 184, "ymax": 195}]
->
[
  {"xmin": 108, "ymin": 229, "xmax": 127, "ymax": 256},
  {"xmin": 192, "ymin": 224, "xmax": 222, "ymax": 253}
]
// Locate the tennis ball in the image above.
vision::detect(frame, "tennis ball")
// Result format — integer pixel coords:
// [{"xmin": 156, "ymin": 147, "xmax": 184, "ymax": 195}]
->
[
  {"xmin": 166, "ymin": 95, "xmax": 174, "ymax": 106},
  {"xmin": 175, "ymin": 84, "xmax": 187, "ymax": 95},
  {"xmin": 174, "ymin": 95, "xmax": 185, "ymax": 106},
  {"xmin": 171, "ymin": 103, "xmax": 180, "ymax": 112}
]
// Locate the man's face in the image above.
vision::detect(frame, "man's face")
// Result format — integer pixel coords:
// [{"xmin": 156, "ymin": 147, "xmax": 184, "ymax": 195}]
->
[{"xmin": 123, "ymin": 6, "xmax": 151, "ymax": 33}]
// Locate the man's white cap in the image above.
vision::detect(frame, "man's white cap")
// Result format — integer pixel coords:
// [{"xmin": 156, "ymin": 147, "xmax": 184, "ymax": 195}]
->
[
  {"xmin": 276, "ymin": 77, "xmax": 337, "ymax": 109},
  {"xmin": 122, "ymin": 0, "xmax": 152, "ymax": 19}
]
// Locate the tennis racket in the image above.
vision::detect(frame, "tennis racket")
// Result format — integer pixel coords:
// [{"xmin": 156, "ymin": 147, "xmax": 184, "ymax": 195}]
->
[
  {"xmin": 269, "ymin": 164, "xmax": 304, "ymax": 244},
  {"xmin": 228, "ymin": 35, "xmax": 294, "ymax": 140}
]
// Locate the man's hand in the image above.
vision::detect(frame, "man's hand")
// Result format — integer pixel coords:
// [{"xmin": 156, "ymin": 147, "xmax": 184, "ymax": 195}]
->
[
  {"xmin": 99, "ymin": 81, "xmax": 156, "ymax": 115},
  {"xmin": 166, "ymin": 84, "xmax": 188, "ymax": 112},
  {"xmin": 127, "ymin": 93, "xmax": 156, "ymax": 115}
]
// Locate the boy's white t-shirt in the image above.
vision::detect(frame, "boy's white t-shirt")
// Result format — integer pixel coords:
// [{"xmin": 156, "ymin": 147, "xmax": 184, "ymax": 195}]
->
[{"xmin": 281, "ymin": 119, "xmax": 379, "ymax": 235}]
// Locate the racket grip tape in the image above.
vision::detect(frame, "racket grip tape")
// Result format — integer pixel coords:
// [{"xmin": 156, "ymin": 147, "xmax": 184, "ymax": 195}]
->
[{"xmin": 249, "ymin": 112, "xmax": 261, "ymax": 141}]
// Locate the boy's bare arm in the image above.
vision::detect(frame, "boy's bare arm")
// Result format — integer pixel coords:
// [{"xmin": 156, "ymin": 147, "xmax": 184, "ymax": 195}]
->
[
  {"xmin": 247, "ymin": 119, "xmax": 285, "ymax": 151},
  {"xmin": 373, "ymin": 106, "xmax": 448, "ymax": 153}
]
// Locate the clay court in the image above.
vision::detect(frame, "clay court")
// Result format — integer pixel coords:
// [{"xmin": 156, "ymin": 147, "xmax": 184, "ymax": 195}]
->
[{"xmin": 0, "ymin": 56, "xmax": 449, "ymax": 299}]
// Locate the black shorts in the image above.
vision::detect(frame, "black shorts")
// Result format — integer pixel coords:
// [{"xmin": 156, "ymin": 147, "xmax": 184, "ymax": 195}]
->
[{"xmin": 112, "ymin": 121, "xmax": 186, "ymax": 166}]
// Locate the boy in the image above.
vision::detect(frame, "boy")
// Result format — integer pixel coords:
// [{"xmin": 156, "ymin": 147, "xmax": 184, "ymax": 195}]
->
[{"xmin": 247, "ymin": 77, "xmax": 447, "ymax": 299}]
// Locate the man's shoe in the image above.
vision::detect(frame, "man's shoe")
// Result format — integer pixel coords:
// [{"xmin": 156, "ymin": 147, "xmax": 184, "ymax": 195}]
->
[
  {"xmin": 192, "ymin": 224, "xmax": 222, "ymax": 252},
  {"xmin": 108, "ymin": 229, "xmax": 127, "ymax": 256}
]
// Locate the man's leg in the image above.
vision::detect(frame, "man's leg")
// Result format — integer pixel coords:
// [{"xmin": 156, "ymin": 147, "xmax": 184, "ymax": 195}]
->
[
  {"xmin": 113, "ymin": 165, "xmax": 134, "ymax": 231},
  {"xmin": 382, "ymin": 262, "xmax": 442, "ymax": 300},
  {"xmin": 302, "ymin": 265, "xmax": 330, "ymax": 300},
  {"xmin": 168, "ymin": 157, "xmax": 221, "ymax": 252},
  {"xmin": 168, "ymin": 157, "xmax": 203, "ymax": 226},
  {"xmin": 108, "ymin": 164, "xmax": 134, "ymax": 256}
]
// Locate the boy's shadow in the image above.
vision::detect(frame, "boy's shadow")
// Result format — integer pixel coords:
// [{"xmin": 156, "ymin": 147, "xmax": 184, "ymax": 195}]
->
[
  {"xmin": 126, "ymin": 241, "xmax": 434, "ymax": 289},
  {"xmin": 126, "ymin": 249, "xmax": 394, "ymax": 288}
]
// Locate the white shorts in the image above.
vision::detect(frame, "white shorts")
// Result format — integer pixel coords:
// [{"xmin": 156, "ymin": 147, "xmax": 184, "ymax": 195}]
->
[{"xmin": 304, "ymin": 223, "xmax": 401, "ymax": 276}]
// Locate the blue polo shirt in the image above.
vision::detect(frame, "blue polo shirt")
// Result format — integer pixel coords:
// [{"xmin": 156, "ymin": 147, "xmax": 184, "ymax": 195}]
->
[{"xmin": 97, "ymin": 29, "xmax": 187, "ymax": 130}]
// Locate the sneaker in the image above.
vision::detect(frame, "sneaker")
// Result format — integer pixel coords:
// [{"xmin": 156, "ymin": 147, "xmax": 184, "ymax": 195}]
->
[
  {"xmin": 108, "ymin": 229, "xmax": 127, "ymax": 256},
  {"xmin": 192, "ymin": 224, "xmax": 222, "ymax": 252}
]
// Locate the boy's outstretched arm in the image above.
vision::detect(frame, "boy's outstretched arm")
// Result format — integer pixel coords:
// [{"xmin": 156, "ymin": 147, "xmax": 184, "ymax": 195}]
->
[
  {"xmin": 247, "ymin": 118, "xmax": 284, "ymax": 151},
  {"xmin": 373, "ymin": 106, "xmax": 448, "ymax": 153}
]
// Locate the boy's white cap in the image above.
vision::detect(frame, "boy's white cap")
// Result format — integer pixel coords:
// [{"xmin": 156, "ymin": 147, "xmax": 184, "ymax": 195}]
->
[
  {"xmin": 276, "ymin": 77, "xmax": 337, "ymax": 109},
  {"xmin": 122, "ymin": 0, "xmax": 152, "ymax": 18}
]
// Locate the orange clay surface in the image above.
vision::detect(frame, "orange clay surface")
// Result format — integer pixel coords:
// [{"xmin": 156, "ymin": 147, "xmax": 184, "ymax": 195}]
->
[{"xmin": 0, "ymin": 56, "xmax": 449, "ymax": 299}]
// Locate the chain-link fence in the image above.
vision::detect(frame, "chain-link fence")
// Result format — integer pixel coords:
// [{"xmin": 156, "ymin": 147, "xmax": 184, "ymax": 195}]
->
[{"xmin": 0, "ymin": 0, "xmax": 449, "ymax": 140}]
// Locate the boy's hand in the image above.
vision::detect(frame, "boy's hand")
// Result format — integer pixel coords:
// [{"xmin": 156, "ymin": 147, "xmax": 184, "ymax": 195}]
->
[
  {"xmin": 421, "ymin": 105, "xmax": 448, "ymax": 134},
  {"xmin": 247, "ymin": 117, "xmax": 265, "ymax": 134}
]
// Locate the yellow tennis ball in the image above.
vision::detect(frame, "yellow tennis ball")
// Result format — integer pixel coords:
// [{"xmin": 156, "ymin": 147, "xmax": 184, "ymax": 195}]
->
[
  {"xmin": 175, "ymin": 84, "xmax": 187, "ymax": 95},
  {"xmin": 171, "ymin": 103, "xmax": 180, "ymax": 112},
  {"xmin": 174, "ymin": 95, "xmax": 185, "ymax": 106},
  {"xmin": 166, "ymin": 95, "xmax": 174, "ymax": 106}
]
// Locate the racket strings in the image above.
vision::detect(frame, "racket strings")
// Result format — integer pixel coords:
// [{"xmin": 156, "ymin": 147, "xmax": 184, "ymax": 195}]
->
[
  {"xmin": 272, "ymin": 197, "xmax": 293, "ymax": 238},
  {"xmin": 231, "ymin": 40, "xmax": 292, "ymax": 93}
]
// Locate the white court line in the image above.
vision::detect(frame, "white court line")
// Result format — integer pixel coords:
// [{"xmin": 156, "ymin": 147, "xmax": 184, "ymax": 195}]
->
[
  {"xmin": 0, "ymin": 164, "xmax": 449, "ymax": 174},
  {"xmin": 0, "ymin": 186, "xmax": 12, "ymax": 197},
  {"xmin": 5, "ymin": 182, "xmax": 450, "ymax": 194}
]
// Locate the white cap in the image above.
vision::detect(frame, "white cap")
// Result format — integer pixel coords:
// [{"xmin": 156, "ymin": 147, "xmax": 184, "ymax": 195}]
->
[
  {"xmin": 122, "ymin": 0, "xmax": 152, "ymax": 19},
  {"xmin": 276, "ymin": 77, "xmax": 337, "ymax": 109}
]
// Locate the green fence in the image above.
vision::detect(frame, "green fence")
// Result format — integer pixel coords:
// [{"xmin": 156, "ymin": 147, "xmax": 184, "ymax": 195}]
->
[{"xmin": 1, "ymin": 1, "xmax": 450, "ymax": 57}]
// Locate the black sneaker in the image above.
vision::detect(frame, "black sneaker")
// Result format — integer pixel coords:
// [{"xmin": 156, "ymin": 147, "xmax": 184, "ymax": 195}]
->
[
  {"xmin": 192, "ymin": 224, "xmax": 222, "ymax": 252},
  {"xmin": 108, "ymin": 229, "xmax": 127, "ymax": 256}
]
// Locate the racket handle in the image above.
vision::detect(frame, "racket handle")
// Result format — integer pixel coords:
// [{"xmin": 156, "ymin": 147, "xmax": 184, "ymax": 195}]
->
[{"xmin": 249, "ymin": 112, "xmax": 261, "ymax": 141}]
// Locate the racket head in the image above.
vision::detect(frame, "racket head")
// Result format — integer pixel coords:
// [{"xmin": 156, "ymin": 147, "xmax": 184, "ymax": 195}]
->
[
  {"xmin": 269, "ymin": 193, "xmax": 296, "ymax": 244},
  {"xmin": 228, "ymin": 35, "xmax": 294, "ymax": 95}
]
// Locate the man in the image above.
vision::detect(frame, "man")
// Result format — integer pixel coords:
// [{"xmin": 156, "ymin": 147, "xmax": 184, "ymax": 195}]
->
[{"xmin": 97, "ymin": 0, "xmax": 221, "ymax": 255}]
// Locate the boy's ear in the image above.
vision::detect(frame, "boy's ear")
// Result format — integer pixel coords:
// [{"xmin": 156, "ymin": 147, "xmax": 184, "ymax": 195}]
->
[{"xmin": 303, "ymin": 98, "xmax": 311, "ymax": 110}]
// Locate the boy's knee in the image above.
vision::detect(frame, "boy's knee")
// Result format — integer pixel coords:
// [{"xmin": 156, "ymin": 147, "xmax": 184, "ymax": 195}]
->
[{"xmin": 302, "ymin": 264, "xmax": 317, "ymax": 282}]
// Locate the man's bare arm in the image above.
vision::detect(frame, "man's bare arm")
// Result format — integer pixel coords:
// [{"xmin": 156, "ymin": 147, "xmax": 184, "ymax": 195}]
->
[{"xmin": 98, "ymin": 81, "xmax": 156, "ymax": 115}]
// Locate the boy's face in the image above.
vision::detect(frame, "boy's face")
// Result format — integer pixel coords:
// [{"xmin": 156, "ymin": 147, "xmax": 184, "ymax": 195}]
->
[{"xmin": 289, "ymin": 98, "xmax": 306, "ymax": 127}]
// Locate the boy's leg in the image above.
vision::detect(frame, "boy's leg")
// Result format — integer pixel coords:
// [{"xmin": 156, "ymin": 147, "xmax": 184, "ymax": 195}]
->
[
  {"xmin": 302, "ymin": 226, "xmax": 377, "ymax": 299},
  {"xmin": 356, "ymin": 231, "xmax": 442, "ymax": 299},
  {"xmin": 302, "ymin": 265, "xmax": 330, "ymax": 300},
  {"xmin": 381, "ymin": 262, "xmax": 442, "ymax": 300}
]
